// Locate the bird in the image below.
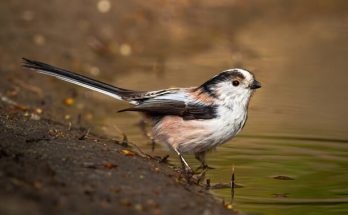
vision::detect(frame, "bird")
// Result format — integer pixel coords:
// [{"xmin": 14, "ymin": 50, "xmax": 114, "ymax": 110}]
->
[{"xmin": 22, "ymin": 58, "xmax": 261, "ymax": 175}]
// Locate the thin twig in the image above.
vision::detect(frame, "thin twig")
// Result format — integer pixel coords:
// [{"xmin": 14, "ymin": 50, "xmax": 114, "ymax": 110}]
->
[
  {"xmin": 231, "ymin": 165, "xmax": 235, "ymax": 202},
  {"xmin": 206, "ymin": 178, "xmax": 211, "ymax": 190}
]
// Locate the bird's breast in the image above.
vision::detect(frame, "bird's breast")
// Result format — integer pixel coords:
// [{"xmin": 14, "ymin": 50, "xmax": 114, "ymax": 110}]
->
[
  {"xmin": 151, "ymin": 105, "xmax": 248, "ymax": 153},
  {"xmin": 214, "ymin": 105, "xmax": 248, "ymax": 140}
]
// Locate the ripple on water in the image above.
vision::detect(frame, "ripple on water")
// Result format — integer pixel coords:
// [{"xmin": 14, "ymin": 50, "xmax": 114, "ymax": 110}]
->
[{"xmin": 206, "ymin": 135, "xmax": 348, "ymax": 215}]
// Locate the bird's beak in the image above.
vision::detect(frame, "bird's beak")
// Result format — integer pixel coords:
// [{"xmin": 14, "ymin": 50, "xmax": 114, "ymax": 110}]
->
[{"xmin": 250, "ymin": 80, "xmax": 261, "ymax": 89}]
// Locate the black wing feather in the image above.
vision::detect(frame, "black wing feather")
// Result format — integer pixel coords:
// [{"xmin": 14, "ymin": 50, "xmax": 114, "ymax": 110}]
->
[{"xmin": 119, "ymin": 99, "xmax": 218, "ymax": 120}]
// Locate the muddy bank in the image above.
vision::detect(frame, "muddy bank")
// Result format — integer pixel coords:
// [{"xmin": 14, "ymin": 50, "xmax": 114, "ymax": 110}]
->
[{"xmin": 0, "ymin": 101, "xmax": 235, "ymax": 215}]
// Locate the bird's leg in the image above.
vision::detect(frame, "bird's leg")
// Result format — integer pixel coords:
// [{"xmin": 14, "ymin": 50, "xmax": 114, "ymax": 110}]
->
[
  {"xmin": 174, "ymin": 148, "xmax": 193, "ymax": 179},
  {"xmin": 195, "ymin": 151, "xmax": 214, "ymax": 171},
  {"xmin": 195, "ymin": 152, "xmax": 207, "ymax": 170}
]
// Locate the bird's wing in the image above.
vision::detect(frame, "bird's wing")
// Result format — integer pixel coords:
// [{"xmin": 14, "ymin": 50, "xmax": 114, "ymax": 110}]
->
[{"xmin": 119, "ymin": 92, "xmax": 218, "ymax": 120}]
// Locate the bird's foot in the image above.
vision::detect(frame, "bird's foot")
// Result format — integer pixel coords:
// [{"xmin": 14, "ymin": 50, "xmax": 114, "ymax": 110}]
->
[
  {"xmin": 192, "ymin": 168, "xmax": 207, "ymax": 185},
  {"xmin": 181, "ymin": 165, "xmax": 194, "ymax": 183},
  {"xmin": 177, "ymin": 165, "xmax": 209, "ymax": 185}
]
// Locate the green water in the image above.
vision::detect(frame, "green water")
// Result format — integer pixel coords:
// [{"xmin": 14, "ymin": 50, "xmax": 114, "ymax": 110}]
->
[{"xmin": 207, "ymin": 136, "xmax": 348, "ymax": 215}]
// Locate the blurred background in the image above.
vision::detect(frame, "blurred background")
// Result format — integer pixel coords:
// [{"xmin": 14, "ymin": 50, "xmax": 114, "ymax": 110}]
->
[{"xmin": 1, "ymin": 0, "xmax": 348, "ymax": 214}]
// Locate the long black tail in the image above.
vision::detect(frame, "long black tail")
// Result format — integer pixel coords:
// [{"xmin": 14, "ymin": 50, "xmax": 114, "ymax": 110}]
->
[{"xmin": 22, "ymin": 58, "xmax": 141, "ymax": 101}]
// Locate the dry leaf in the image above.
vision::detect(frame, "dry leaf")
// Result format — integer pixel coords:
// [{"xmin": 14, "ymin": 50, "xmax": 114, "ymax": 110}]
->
[
  {"xmin": 63, "ymin": 98, "xmax": 75, "ymax": 106},
  {"xmin": 120, "ymin": 149, "xmax": 135, "ymax": 157},
  {"xmin": 103, "ymin": 163, "xmax": 117, "ymax": 169}
]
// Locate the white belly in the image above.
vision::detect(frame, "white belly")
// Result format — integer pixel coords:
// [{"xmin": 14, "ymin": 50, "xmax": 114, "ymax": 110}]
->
[{"xmin": 153, "ymin": 106, "xmax": 248, "ymax": 154}]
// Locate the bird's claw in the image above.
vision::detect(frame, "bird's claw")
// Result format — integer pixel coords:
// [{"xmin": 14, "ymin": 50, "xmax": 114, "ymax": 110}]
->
[
  {"xmin": 182, "ymin": 166, "xmax": 194, "ymax": 181},
  {"xmin": 192, "ymin": 168, "xmax": 207, "ymax": 184},
  {"xmin": 179, "ymin": 166, "xmax": 208, "ymax": 185}
]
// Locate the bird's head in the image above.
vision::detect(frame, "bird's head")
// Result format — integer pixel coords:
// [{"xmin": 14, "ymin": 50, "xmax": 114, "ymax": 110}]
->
[{"xmin": 200, "ymin": 68, "xmax": 261, "ymax": 106}]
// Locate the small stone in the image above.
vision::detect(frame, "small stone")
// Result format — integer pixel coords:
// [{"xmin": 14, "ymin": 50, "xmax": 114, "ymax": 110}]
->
[
  {"xmin": 30, "ymin": 113, "xmax": 41, "ymax": 120},
  {"xmin": 35, "ymin": 108, "xmax": 43, "ymax": 114}
]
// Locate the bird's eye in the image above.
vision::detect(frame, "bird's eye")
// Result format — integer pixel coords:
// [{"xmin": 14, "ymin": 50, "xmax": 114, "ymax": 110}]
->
[{"xmin": 232, "ymin": 80, "xmax": 240, "ymax": 87}]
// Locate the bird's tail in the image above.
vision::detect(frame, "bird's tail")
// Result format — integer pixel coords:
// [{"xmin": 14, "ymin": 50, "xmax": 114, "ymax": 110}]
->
[{"xmin": 22, "ymin": 58, "xmax": 142, "ymax": 101}]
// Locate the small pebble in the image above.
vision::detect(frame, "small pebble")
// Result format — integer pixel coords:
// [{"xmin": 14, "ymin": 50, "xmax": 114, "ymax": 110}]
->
[
  {"xmin": 30, "ymin": 113, "xmax": 41, "ymax": 120},
  {"xmin": 35, "ymin": 108, "xmax": 43, "ymax": 114}
]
